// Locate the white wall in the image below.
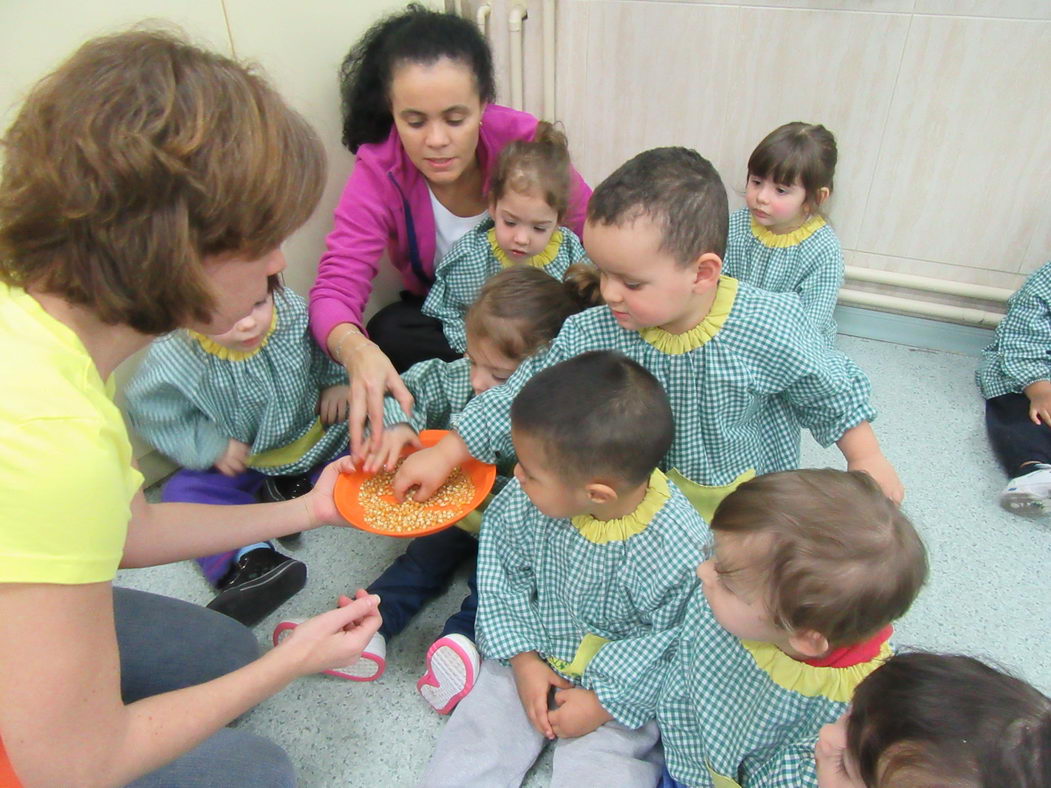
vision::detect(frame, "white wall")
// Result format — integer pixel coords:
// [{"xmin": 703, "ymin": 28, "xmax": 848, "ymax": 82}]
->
[
  {"xmin": 0, "ymin": 0, "xmax": 410, "ymax": 478},
  {"xmin": 460, "ymin": 0, "xmax": 1051, "ymax": 305}
]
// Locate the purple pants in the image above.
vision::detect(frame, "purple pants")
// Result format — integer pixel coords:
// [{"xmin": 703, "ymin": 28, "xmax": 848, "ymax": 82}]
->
[{"xmin": 162, "ymin": 465, "xmax": 323, "ymax": 585}]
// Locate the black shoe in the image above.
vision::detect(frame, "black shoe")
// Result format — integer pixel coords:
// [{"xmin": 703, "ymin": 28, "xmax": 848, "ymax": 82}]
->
[
  {"xmin": 259, "ymin": 474, "xmax": 314, "ymax": 503},
  {"xmin": 206, "ymin": 548, "xmax": 307, "ymax": 627}
]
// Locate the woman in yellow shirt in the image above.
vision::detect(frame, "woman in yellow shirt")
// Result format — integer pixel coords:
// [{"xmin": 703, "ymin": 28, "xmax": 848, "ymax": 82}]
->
[{"xmin": 0, "ymin": 31, "xmax": 380, "ymax": 786}]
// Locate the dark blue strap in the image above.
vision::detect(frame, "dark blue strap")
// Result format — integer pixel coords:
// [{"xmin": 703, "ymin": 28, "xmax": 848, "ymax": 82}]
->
[{"xmin": 388, "ymin": 171, "xmax": 432, "ymax": 288}]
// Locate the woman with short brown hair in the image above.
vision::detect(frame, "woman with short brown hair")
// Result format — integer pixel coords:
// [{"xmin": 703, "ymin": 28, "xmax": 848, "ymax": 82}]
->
[{"xmin": 0, "ymin": 30, "xmax": 380, "ymax": 786}]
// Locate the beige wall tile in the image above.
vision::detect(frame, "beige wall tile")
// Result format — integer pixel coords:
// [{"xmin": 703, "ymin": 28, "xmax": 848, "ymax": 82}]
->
[
  {"xmin": 557, "ymin": 1, "xmax": 742, "ymax": 189},
  {"xmin": 720, "ymin": 6, "xmax": 911, "ymax": 249},
  {"xmin": 856, "ymin": 15, "xmax": 1051, "ymax": 273},
  {"xmin": 0, "ymin": 1, "xmax": 231, "ymax": 134},
  {"xmin": 845, "ymin": 250, "xmax": 1027, "ymax": 291},
  {"xmin": 657, "ymin": 0, "xmax": 916, "ymax": 10},
  {"xmin": 223, "ymin": 0, "xmax": 408, "ymax": 301},
  {"xmin": 915, "ymin": 0, "xmax": 1051, "ymax": 20}
]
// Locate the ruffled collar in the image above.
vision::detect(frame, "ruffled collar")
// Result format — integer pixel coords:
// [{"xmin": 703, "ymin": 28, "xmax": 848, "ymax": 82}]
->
[
  {"xmin": 488, "ymin": 227, "xmax": 565, "ymax": 269},
  {"xmin": 638, "ymin": 276, "xmax": 738, "ymax": 354},
  {"xmin": 750, "ymin": 214, "xmax": 825, "ymax": 248},
  {"xmin": 570, "ymin": 469, "xmax": 669, "ymax": 544},
  {"xmin": 189, "ymin": 308, "xmax": 278, "ymax": 361},
  {"xmin": 739, "ymin": 627, "xmax": 893, "ymax": 703}
]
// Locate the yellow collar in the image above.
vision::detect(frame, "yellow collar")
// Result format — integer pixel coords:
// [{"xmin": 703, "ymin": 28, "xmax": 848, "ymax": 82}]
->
[
  {"xmin": 488, "ymin": 227, "xmax": 564, "ymax": 269},
  {"xmin": 189, "ymin": 308, "xmax": 278, "ymax": 361},
  {"xmin": 638, "ymin": 276, "xmax": 738, "ymax": 355},
  {"xmin": 739, "ymin": 639, "xmax": 892, "ymax": 703},
  {"xmin": 750, "ymin": 214, "xmax": 825, "ymax": 248},
  {"xmin": 570, "ymin": 469, "xmax": 670, "ymax": 544}
]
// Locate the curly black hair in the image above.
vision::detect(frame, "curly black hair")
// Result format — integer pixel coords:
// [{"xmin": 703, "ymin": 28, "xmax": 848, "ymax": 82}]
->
[{"xmin": 339, "ymin": 4, "xmax": 496, "ymax": 153}]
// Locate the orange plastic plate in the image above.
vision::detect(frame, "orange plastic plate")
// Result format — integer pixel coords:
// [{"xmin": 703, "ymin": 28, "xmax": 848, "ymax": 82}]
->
[{"xmin": 334, "ymin": 430, "xmax": 496, "ymax": 538}]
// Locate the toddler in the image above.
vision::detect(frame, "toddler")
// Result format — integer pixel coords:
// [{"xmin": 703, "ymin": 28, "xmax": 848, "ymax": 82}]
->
[
  {"xmin": 422, "ymin": 351, "xmax": 709, "ymax": 787},
  {"xmin": 976, "ymin": 260, "xmax": 1051, "ymax": 516},
  {"xmin": 396, "ymin": 147, "xmax": 902, "ymax": 522},
  {"xmin": 815, "ymin": 652, "xmax": 1050, "ymax": 787},
  {"xmin": 652, "ymin": 469, "xmax": 928, "ymax": 787},
  {"xmin": 126, "ymin": 280, "xmax": 349, "ymax": 625},
  {"xmin": 275, "ymin": 265, "xmax": 600, "ymax": 711},
  {"xmin": 422, "ymin": 121, "xmax": 588, "ymax": 352},
  {"xmin": 724, "ymin": 122, "xmax": 843, "ymax": 342}
]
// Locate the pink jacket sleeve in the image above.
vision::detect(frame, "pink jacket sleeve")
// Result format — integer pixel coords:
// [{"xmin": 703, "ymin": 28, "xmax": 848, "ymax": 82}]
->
[
  {"xmin": 309, "ymin": 159, "xmax": 392, "ymax": 349},
  {"xmin": 564, "ymin": 165, "xmax": 592, "ymax": 240}
]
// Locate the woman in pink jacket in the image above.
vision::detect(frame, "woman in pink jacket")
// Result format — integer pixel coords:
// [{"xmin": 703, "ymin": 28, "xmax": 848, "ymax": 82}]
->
[{"xmin": 310, "ymin": 5, "xmax": 591, "ymax": 456}]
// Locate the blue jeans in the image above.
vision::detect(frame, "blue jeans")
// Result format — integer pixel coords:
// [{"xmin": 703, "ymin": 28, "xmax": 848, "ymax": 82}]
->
[
  {"xmin": 366, "ymin": 525, "xmax": 478, "ymax": 641},
  {"xmin": 114, "ymin": 587, "xmax": 295, "ymax": 787}
]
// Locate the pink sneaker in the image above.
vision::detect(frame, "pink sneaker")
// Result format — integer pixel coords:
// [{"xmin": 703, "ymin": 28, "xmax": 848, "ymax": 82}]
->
[
  {"xmin": 272, "ymin": 619, "xmax": 386, "ymax": 681},
  {"xmin": 417, "ymin": 634, "xmax": 480, "ymax": 714}
]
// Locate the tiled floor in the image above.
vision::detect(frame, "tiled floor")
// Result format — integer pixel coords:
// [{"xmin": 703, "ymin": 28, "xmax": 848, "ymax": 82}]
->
[{"xmin": 117, "ymin": 334, "xmax": 1051, "ymax": 787}]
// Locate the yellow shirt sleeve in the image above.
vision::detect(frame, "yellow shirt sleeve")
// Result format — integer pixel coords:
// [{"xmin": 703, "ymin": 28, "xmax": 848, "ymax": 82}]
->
[{"xmin": 0, "ymin": 414, "xmax": 141, "ymax": 584}]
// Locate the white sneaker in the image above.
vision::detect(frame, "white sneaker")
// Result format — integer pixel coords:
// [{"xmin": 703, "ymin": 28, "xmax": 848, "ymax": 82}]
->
[
  {"xmin": 416, "ymin": 634, "xmax": 480, "ymax": 714},
  {"xmin": 999, "ymin": 464, "xmax": 1051, "ymax": 517},
  {"xmin": 272, "ymin": 620, "xmax": 386, "ymax": 681}
]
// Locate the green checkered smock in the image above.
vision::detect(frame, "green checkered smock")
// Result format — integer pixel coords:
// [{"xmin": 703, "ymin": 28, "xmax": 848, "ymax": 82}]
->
[
  {"xmin": 723, "ymin": 208, "xmax": 843, "ymax": 344},
  {"xmin": 455, "ymin": 278, "xmax": 875, "ymax": 504},
  {"xmin": 976, "ymin": 261, "xmax": 1051, "ymax": 399},
  {"xmin": 421, "ymin": 217, "xmax": 588, "ymax": 352},
  {"xmin": 476, "ymin": 471, "xmax": 709, "ymax": 728},
  {"xmin": 381, "ymin": 356, "xmax": 516, "ymax": 485},
  {"xmin": 654, "ymin": 589, "xmax": 892, "ymax": 788},
  {"xmin": 126, "ymin": 288, "xmax": 348, "ymax": 475}
]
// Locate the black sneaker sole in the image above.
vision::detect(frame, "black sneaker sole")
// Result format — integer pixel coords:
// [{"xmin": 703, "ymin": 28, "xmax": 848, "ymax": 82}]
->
[{"xmin": 206, "ymin": 559, "xmax": 308, "ymax": 627}]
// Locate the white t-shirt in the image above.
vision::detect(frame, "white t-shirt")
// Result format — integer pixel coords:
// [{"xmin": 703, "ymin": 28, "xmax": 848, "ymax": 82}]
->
[{"xmin": 429, "ymin": 186, "xmax": 488, "ymax": 262}]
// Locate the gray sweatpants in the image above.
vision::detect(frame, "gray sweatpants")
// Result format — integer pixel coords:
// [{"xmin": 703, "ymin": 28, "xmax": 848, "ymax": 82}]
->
[{"xmin": 420, "ymin": 659, "xmax": 663, "ymax": 788}]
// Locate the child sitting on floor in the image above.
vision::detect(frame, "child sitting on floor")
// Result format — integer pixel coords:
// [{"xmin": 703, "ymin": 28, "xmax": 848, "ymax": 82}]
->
[
  {"xmin": 274, "ymin": 265, "xmax": 600, "ymax": 712},
  {"xmin": 815, "ymin": 652, "xmax": 1050, "ymax": 788},
  {"xmin": 648, "ymin": 469, "xmax": 927, "ymax": 788},
  {"xmin": 724, "ymin": 122, "xmax": 843, "ymax": 343},
  {"xmin": 421, "ymin": 351, "xmax": 709, "ymax": 788},
  {"xmin": 395, "ymin": 147, "xmax": 902, "ymax": 522},
  {"xmin": 126, "ymin": 278, "xmax": 349, "ymax": 625},
  {"xmin": 976, "ymin": 260, "xmax": 1051, "ymax": 516},
  {"xmin": 422, "ymin": 121, "xmax": 588, "ymax": 353}
]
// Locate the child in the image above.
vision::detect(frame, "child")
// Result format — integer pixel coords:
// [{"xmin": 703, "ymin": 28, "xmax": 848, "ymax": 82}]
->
[
  {"xmin": 421, "ymin": 351, "xmax": 709, "ymax": 787},
  {"xmin": 815, "ymin": 652, "xmax": 1050, "ymax": 787},
  {"xmin": 976, "ymin": 261, "xmax": 1051, "ymax": 516},
  {"xmin": 422, "ymin": 121, "xmax": 588, "ymax": 352},
  {"xmin": 394, "ymin": 147, "xmax": 903, "ymax": 521},
  {"xmin": 274, "ymin": 265, "xmax": 600, "ymax": 710},
  {"xmin": 724, "ymin": 122, "xmax": 843, "ymax": 343},
  {"xmin": 651, "ymin": 469, "xmax": 928, "ymax": 787},
  {"xmin": 126, "ymin": 280, "xmax": 349, "ymax": 625}
]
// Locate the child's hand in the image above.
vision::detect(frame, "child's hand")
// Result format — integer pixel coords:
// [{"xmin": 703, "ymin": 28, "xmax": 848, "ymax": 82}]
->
[
  {"xmin": 214, "ymin": 439, "xmax": 250, "ymax": 477},
  {"xmin": 363, "ymin": 424, "xmax": 422, "ymax": 474},
  {"xmin": 319, "ymin": 385, "xmax": 350, "ymax": 425},
  {"xmin": 548, "ymin": 687, "xmax": 613, "ymax": 739},
  {"xmin": 847, "ymin": 453, "xmax": 904, "ymax": 504},
  {"xmin": 272, "ymin": 589, "xmax": 382, "ymax": 676},
  {"xmin": 510, "ymin": 652, "xmax": 573, "ymax": 740},
  {"xmin": 391, "ymin": 445, "xmax": 454, "ymax": 502},
  {"xmin": 815, "ymin": 716, "xmax": 862, "ymax": 788},
  {"xmin": 1025, "ymin": 381, "xmax": 1051, "ymax": 426},
  {"xmin": 302, "ymin": 455, "xmax": 357, "ymax": 527}
]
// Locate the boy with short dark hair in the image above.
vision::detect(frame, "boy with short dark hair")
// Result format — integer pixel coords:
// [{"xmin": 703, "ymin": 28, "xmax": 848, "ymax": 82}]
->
[
  {"xmin": 393, "ymin": 147, "xmax": 902, "ymax": 522},
  {"xmin": 421, "ymin": 351, "xmax": 709, "ymax": 787}
]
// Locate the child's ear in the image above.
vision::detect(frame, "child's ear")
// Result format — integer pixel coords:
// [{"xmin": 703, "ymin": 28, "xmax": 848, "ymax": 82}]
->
[
  {"xmin": 815, "ymin": 187, "xmax": 831, "ymax": 207},
  {"xmin": 787, "ymin": 629, "xmax": 830, "ymax": 659},
  {"xmin": 584, "ymin": 481, "xmax": 618, "ymax": 505},
  {"xmin": 690, "ymin": 252, "xmax": 723, "ymax": 293}
]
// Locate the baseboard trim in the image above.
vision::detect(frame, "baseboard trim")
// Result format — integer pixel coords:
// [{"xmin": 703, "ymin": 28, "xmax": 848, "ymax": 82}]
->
[{"xmin": 835, "ymin": 305, "xmax": 993, "ymax": 356}]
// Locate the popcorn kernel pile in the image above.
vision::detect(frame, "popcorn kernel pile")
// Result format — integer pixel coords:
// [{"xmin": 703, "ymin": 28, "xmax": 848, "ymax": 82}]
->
[{"xmin": 359, "ymin": 460, "xmax": 475, "ymax": 534}]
